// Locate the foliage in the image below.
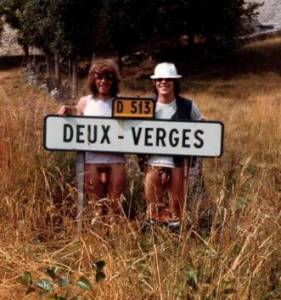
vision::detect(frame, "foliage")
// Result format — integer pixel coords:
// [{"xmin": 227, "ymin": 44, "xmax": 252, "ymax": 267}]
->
[
  {"xmin": 0, "ymin": 0, "xmax": 101, "ymax": 58},
  {"xmin": 108, "ymin": 0, "xmax": 260, "ymax": 56},
  {"xmin": 17, "ymin": 261, "xmax": 106, "ymax": 299},
  {"xmin": 107, "ymin": 0, "xmax": 158, "ymax": 55},
  {"xmin": 0, "ymin": 0, "xmax": 260, "ymax": 60},
  {"xmin": 47, "ymin": 0, "xmax": 101, "ymax": 58},
  {"xmin": 0, "ymin": 17, "xmax": 3, "ymax": 39}
]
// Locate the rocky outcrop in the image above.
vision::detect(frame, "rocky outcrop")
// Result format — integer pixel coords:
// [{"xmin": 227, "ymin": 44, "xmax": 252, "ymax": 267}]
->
[
  {"xmin": 0, "ymin": 23, "xmax": 23, "ymax": 56},
  {"xmin": 246, "ymin": 0, "xmax": 281, "ymax": 36},
  {"xmin": 0, "ymin": 23, "xmax": 40, "ymax": 56}
]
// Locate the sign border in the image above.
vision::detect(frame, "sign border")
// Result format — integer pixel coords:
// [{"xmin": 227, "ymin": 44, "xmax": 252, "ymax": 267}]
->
[{"xmin": 43, "ymin": 115, "xmax": 224, "ymax": 157}]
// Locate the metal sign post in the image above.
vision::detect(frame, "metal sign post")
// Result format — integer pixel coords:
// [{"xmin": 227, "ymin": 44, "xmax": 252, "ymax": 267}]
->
[{"xmin": 76, "ymin": 152, "xmax": 84, "ymax": 232}]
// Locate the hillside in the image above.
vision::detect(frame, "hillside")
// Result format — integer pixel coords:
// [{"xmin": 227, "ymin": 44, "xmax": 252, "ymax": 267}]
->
[{"xmin": 0, "ymin": 37, "xmax": 280, "ymax": 299}]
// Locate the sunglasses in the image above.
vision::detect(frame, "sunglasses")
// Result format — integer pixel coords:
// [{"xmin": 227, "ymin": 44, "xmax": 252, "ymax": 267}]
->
[
  {"xmin": 155, "ymin": 78, "xmax": 173, "ymax": 82},
  {"xmin": 94, "ymin": 72, "xmax": 114, "ymax": 81}
]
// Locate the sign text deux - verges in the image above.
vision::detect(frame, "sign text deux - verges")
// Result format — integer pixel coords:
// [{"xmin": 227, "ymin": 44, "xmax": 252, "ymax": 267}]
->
[{"xmin": 62, "ymin": 123, "xmax": 204, "ymax": 148}]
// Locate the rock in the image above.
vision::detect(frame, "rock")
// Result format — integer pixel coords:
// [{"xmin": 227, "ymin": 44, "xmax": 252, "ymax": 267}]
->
[
  {"xmin": 0, "ymin": 23, "xmax": 41, "ymax": 56},
  {"xmin": 245, "ymin": 0, "xmax": 281, "ymax": 35}
]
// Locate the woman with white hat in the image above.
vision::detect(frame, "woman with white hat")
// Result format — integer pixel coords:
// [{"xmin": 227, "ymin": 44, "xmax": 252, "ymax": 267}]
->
[{"xmin": 142, "ymin": 62, "xmax": 203, "ymax": 230}]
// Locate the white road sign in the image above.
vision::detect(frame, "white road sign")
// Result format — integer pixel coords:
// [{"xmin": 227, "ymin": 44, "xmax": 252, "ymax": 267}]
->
[{"xmin": 44, "ymin": 115, "xmax": 224, "ymax": 157}]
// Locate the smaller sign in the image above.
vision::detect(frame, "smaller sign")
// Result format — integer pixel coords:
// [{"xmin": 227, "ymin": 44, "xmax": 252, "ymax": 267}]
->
[{"xmin": 113, "ymin": 97, "xmax": 155, "ymax": 119}]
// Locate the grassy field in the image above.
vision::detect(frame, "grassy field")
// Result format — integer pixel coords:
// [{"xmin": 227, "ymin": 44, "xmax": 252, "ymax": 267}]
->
[{"xmin": 0, "ymin": 37, "xmax": 280, "ymax": 299}]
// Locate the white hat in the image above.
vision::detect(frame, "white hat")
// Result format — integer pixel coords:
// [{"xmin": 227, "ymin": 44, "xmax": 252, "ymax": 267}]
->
[{"xmin": 150, "ymin": 62, "xmax": 182, "ymax": 79}]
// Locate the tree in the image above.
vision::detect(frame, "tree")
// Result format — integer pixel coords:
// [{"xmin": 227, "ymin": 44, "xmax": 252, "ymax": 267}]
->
[
  {"xmin": 0, "ymin": 17, "xmax": 3, "ymax": 40},
  {"xmin": 47, "ymin": 0, "xmax": 102, "ymax": 97},
  {"xmin": 108, "ymin": 0, "xmax": 259, "ymax": 60},
  {"xmin": 108, "ymin": 0, "xmax": 159, "ymax": 59},
  {"xmin": 0, "ymin": 0, "xmax": 102, "ymax": 97},
  {"xmin": 0, "ymin": 0, "xmax": 28, "ymax": 55},
  {"xmin": 184, "ymin": 0, "xmax": 260, "ymax": 52},
  {"xmin": 0, "ymin": 0, "xmax": 260, "ymax": 80}
]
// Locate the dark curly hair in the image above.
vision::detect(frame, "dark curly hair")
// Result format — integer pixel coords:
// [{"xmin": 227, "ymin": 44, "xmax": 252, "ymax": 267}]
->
[{"xmin": 88, "ymin": 59, "xmax": 121, "ymax": 97}]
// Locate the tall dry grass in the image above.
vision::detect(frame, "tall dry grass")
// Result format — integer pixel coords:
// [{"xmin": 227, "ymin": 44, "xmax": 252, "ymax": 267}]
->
[{"xmin": 0, "ymin": 38, "xmax": 280, "ymax": 299}]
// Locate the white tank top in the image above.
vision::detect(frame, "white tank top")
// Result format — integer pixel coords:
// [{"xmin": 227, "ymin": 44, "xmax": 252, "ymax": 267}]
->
[{"xmin": 82, "ymin": 95, "xmax": 125, "ymax": 164}]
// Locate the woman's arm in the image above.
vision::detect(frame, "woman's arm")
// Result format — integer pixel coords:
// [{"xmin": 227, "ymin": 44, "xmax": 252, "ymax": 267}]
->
[
  {"xmin": 76, "ymin": 96, "xmax": 87, "ymax": 116},
  {"xmin": 57, "ymin": 96, "xmax": 87, "ymax": 116},
  {"xmin": 57, "ymin": 105, "xmax": 75, "ymax": 115}
]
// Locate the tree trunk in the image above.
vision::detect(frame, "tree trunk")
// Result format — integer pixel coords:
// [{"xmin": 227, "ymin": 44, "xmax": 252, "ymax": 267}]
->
[
  {"xmin": 45, "ymin": 53, "xmax": 52, "ymax": 78},
  {"xmin": 23, "ymin": 44, "xmax": 29, "ymax": 65},
  {"xmin": 71, "ymin": 57, "xmax": 78, "ymax": 100},
  {"xmin": 54, "ymin": 53, "xmax": 61, "ymax": 87},
  {"xmin": 68, "ymin": 57, "xmax": 72, "ymax": 77}
]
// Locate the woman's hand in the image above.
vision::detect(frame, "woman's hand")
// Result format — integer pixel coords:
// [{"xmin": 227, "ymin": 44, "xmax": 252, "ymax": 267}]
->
[{"xmin": 57, "ymin": 105, "xmax": 77, "ymax": 115}]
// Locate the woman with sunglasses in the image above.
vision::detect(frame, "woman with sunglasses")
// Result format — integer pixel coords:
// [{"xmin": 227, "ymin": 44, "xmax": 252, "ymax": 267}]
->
[
  {"xmin": 58, "ymin": 59, "xmax": 126, "ymax": 221},
  {"xmin": 142, "ymin": 62, "xmax": 203, "ymax": 230}
]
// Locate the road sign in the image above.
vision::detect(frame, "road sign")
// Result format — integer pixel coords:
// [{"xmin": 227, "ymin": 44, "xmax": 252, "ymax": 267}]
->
[
  {"xmin": 112, "ymin": 97, "xmax": 155, "ymax": 119},
  {"xmin": 44, "ymin": 115, "xmax": 224, "ymax": 157}
]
